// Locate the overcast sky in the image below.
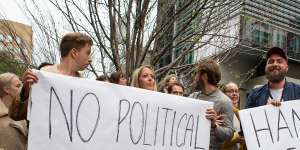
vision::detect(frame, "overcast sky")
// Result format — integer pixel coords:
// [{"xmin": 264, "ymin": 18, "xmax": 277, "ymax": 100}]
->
[{"xmin": 0, "ymin": 0, "xmax": 30, "ymax": 25}]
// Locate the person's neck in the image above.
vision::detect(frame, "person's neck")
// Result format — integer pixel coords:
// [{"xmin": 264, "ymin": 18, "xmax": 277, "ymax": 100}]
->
[
  {"xmin": 57, "ymin": 59, "xmax": 78, "ymax": 77},
  {"xmin": 201, "ymin": 84, "xmax": 217, "ymax": 96},
  {"xmin": 269, "ymin": 79, "xmax": 285, "ymax": 89},
  {"xmin": 1, "ymin": 96, "xmax": 12, "ymax": 108},
  {"xmin": 234, "ymin": 104, "xmax": 239, "ymax": 109}
]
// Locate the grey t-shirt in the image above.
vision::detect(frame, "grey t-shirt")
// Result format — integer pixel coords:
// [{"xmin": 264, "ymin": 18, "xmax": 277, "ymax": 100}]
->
[{"xmin": 189, "ymin": 89, "xmax": 234, "ymax": 150}]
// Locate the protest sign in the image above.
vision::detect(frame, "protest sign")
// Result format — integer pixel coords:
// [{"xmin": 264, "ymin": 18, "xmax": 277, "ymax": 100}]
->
[
  {"xmin": 28, "ymin": 70, "xmax": 213, "ymax": 150},
  {"xmin": 240, "ymin": 100, "xmax": 300, "ymax": 150}
]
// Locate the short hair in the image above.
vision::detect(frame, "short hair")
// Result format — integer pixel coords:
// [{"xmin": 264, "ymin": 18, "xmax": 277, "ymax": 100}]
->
[
  {"xmin": 167, "ymin": 82, "xmax": 184, "ymax": 94},
  {"xmin": 0, "ymin": 72, "xmax": 18, "ymax": 97},
  {"xmin": 96, "ymin": 75, "xmax": 109, "ymax": 82},
  {"xmin": 131, "ymin": 65, "xmax": 157, "ymax": 91},
  {"xmin": 59, "ymin": 32, "xmax": 93, "ymax": 58},
  {"xmin": 110, "ymin": 71, "xmax": 127, "ymax": 84},
  {"xmin": 196, "ymin": 59, "xmax": 221, "ymax": 86},
  {"xmin": 37, "ymin": 62, "xmax": 53, "ymax": 70}
]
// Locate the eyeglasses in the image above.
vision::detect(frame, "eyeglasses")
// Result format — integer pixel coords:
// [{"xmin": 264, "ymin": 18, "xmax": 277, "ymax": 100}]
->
[{"xmin": 225, "ymin": 89, "xmax": 239, "ymax": 94}]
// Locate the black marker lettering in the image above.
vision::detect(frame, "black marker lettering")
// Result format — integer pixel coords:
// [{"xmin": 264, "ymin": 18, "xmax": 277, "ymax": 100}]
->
[
  {"xmin": 116, "ymin": 99, "xmax": 131, "ymax": 142},
  {"xmin": 277, "ymin": 109, "xmax": 293, "ymax": 141},
  {"xmin": 76, "ymin": 93, "xmax": 101, "ymax": 142},
  {"xmin": 250, "ymin": 110, "xmax": 274, "ymax": 148},
  {"xmin": 49, "ymin": 87, "xmax": 73, "ymax": 142}
]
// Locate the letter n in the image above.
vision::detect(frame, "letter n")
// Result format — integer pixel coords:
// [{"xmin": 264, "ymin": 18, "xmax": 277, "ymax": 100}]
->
[{"xmin": 49, "ymin": 87, "xmax": 73, "ymax": 142}]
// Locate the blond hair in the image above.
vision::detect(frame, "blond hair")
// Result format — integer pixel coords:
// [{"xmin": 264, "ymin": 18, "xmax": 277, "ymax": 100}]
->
[
  {"xmin": 221, "ymin": 81, "xmax": 238, "ymax": 93},
  {"xmin": 131, "ymin": 65, "xmax": 157, "ymax": 91},
  {"xmin": 0, "ymin": 72, "xmax": 18, "ymax": 97},
  {"xmin": 158, "ymin": 74, "xmax": 177, "ymax": 92}
]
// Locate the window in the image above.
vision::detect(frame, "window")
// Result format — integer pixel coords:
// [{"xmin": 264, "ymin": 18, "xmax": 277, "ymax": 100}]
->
[
  {"xmin": 185, "ymin": 52, "xmax": 194, "ymax": 64},
  {"xmin": 242, "ymin": 18, "xmax": 272, "ymax": 47},
  {"xmin": 242, "ymin": 16, "xmax": 300, "ymax": 60},
  {"xmin": 250, "ymin": 22, "xmax": 270, "ymax": 47},
  {"xmin": 271, "ymin": 29, "xmax": 287, "ymax": 49},
  {"xmin": 287, "ymin": 33, "xmax": 300, "ymax": 59}
]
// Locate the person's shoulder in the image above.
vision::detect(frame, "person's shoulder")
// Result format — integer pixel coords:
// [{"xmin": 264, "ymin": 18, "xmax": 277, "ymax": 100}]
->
[
  {"xmin": 286, "ymin": 81, "xmax": 300, "ymax": 97},
  {"xmin": 188, "ymin": 91, "xmax": 200, "ymax": 98},
  {"xmin": 40, "ymin": 64, "xmax": 58, "ymax": 73},
  {"xmin": 209, "ymin": 89, "xmax": 231, "ymax": 106},
  {"xmin": 286, "ymin": 81, "xmax": 300, "ymax": 89},
  {"xmin": 247, "ymin": 84, "xmax": 268, "ymax": 97},
  {"xmin": 216, "ymin": 89, "xmax": 232, "ymax": 104},
  {"xmin": 214, "ymin": 90, "xmax": 233, "ymax": 111}
]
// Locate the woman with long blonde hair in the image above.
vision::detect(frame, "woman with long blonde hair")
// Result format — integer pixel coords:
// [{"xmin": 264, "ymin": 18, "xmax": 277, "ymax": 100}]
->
[
  {"xmin": 0, "ymin": 72, "xmax": 27, "ymax": 150},
  {"xmin": 131, "ymin": 65, "xmax": 157, "ymax": 91}
]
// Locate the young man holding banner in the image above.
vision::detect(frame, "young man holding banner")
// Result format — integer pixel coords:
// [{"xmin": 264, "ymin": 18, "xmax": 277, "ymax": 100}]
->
[
  {"xmin": 9, "ymin": 32, "xmax": 93, "ymax": 121},
  {"xmin": 246, "ymin": 47, "xmax": 300, "ymax": 108},
  {"xmin": 189, "ymin": 59, "xmax": 234, "ymax": 150}
]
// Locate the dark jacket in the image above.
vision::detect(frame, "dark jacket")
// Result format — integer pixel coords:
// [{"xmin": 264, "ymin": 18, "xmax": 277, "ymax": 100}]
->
[{"xmin": 246, "ymin": 80, "xmax": 300, "ymax": 108}]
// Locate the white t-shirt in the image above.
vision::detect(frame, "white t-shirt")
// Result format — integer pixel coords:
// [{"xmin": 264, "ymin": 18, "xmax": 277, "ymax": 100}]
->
[{"xmin": 269, "ymin": 88, "xmax": 284, "ymax": 101}]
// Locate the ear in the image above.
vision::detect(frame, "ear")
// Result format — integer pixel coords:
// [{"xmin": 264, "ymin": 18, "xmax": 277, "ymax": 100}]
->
[
  {"xmin": 70, "ymin": 48, "xmax": 78, "ymax": 58},
  {"xmin": 199, "ymin": 73, "xmax": 208, "ymax": 82},
  {"xmin": 3, "ymin": 86, "xmax": 10, "ymax": 95}
]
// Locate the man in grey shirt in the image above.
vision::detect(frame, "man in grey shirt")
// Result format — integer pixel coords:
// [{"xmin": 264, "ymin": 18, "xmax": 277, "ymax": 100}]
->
[{"xmin": 189, "ymin": 59, "xmax": 234, "ymax": 150}]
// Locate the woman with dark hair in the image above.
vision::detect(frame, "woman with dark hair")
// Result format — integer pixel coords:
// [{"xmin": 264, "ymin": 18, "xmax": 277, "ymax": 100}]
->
[
  {"xmin": 109, "ymin": 71, "xmax": 127, "ymax": 85},
  {"xmin": 167, "ymin": 82, "xmax": 184, "ymax": 96},
  {"xmin": 96, "ymin": 75, "xmax": 110, "ymax": 82}
]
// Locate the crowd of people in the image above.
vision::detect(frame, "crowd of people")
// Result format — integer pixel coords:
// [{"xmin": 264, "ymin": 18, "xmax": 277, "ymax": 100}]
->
[{"xmin": 1, "ymin": 32, "xmax": 300, "ymax": 150}]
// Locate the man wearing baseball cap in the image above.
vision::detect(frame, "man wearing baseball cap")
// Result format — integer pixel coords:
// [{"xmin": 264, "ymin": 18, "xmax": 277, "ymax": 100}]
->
[{"xmin": 246, "ymin": 47, "xmax": 300, "ymax": 108}]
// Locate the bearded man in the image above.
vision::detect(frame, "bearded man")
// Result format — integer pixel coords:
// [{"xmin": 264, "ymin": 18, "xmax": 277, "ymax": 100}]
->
[
  {"xmin": 189, "ymin": 59, "xmax": 234, "ymax": 149},
  {"xmin": 246, "ymin": 47, "xmax": 300, "ymax": 108}
]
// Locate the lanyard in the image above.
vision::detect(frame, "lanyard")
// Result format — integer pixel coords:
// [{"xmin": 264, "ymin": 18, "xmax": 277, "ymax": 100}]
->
[
  {"xmin": 267, "ymin": 80, "xmax": 286, "ymax": 102},
  {"xmin": 268, "ymin": 87, "xmax": 284, "ymax": 102},
  {"xmin": 268, "ymin": 91, "xmax": 284, "ymax": 102}
]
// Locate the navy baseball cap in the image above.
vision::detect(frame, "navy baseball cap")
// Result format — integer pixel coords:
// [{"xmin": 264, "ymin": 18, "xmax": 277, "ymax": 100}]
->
[{"xmin": 266, "ymin": 47, "xmax": 288, "ymax": 60}]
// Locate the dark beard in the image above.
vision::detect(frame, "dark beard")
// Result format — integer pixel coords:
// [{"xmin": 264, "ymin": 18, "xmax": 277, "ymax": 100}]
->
[
  {"xmin": 266, "ymin": 68, "xmax": 287, "ymax": 83},
  {"xmin": 196, "ymin": 79, "xmax": 205, "ymax": 92}
]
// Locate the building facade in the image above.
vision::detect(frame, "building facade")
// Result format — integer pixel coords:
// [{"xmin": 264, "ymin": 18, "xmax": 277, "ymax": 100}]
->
[
  {"xmin": 201, "ymin": 0, "xmax": 300, "ymax": 107},
  {"xmin": 0, "ymin": 19, "xmax": 33, "ymax": 74},
  {"xmin": 159, "ymin": 0, "xmax": 300, "ymax": 106},
  {"xmin": 0, "ymin": 19, "xmax": 33, "ymax": 62}
]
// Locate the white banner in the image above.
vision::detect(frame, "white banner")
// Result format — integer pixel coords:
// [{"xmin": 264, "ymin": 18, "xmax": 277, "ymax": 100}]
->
[
  {"xmin": 240, "ymin": 100, "xmax": 300, "ymax": 150},
  {"xmin": 28, "ymin": 70, "xmax": 213, "ymax": 150}
]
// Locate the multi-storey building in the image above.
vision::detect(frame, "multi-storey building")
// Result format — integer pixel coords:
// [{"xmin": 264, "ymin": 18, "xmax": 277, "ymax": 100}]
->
[
  {"xmin": 0, "ymin": 19, "xmax": 33, "ymax": 62},
  {"xmin": 159, "ymin": 0, "xmax": 300, "ymax": 106},
  {"xmin": 0, "ymin": 19, "xmax": 33, "ymax": 73}
]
